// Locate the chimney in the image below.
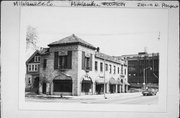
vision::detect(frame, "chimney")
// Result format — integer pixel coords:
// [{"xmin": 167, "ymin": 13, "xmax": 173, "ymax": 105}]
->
[{"xmin": 96, "ymin": 47, "xmax": 100, "ymax": 52}]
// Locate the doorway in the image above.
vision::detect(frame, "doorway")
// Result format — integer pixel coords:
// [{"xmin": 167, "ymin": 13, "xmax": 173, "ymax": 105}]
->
[{"xmin": 42, "ymin": 82, "xmax": 46, "ymax": 94}]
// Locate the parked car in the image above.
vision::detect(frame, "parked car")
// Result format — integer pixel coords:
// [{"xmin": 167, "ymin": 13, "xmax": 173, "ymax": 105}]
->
[{"xmin": 142, "ymin": 88, "xmax": 157, "ymax": 96}]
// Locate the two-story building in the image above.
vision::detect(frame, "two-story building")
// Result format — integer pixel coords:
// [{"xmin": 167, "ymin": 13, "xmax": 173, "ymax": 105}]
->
[
  {"xmin": 25, "ymin": 48, "xmax": 49, "ymax": 93},
  {"xmin": 28, "ymin": 34, "xmax": 128, "ymax": 96}
]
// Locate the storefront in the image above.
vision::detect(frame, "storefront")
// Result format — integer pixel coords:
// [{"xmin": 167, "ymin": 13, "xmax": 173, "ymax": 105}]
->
[
  {"xmin": 81, "ymin": 75, "xmax": 93, "ymax": 95},
  {"xmin": 117, "ymin": 78, "xmax": 123, "ymax": 93},
  {"xmin": 52, "ymin": 73, "xmax": 72, "ymax": 95},
  {"xmin": 109, "ymin": 77, "xmax": 117, "ymax": 93},
  {"xmin": 95, "ymin": 76, "xmax": 108, "ymax": 94},
  {"xmin": 124, "ymin": 80, "xmax": 130, "ymax": 93}
]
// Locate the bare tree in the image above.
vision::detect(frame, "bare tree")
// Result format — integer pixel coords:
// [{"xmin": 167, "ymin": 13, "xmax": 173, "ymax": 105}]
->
[{"xmin": 26, "ymin": 26, "xmax": 39, "ymax": 51}]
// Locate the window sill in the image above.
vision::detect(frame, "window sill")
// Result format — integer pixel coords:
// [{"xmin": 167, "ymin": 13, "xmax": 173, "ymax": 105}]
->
[{"xmin": 59, "ymin": 68, "xmax": 71, "ymax": 71}]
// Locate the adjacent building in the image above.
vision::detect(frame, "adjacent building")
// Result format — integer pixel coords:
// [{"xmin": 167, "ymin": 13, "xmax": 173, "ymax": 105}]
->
[
  {"xmin": 25, "ymin": 48, "xmax": 49, "ymax": 93},
  {"xmin": 25, "ymin": 50, "xmax": 41, "ymax": 93},
  {"xmin": 26, "ymin": 34, "xmax": 129, "ymax": 96},
  {"xmin": 119, "ymin": 52, "xmax": 159, "ymax": 88}
]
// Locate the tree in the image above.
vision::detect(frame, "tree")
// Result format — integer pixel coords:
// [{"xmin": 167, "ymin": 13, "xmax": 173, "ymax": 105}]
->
[{"xmin": 26, "ymin": 26, "xmax": 39, "ymax": 51}]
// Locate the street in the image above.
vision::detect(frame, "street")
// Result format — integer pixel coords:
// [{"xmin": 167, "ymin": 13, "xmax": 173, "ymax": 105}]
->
[{"xmin": 26, "ymin": 92, "xmax": 158, "ymax": 105}]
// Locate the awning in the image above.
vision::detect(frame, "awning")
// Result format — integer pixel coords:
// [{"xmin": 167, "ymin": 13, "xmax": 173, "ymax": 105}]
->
[
  {"xmin": 109, "ymin": 77, "xmax": 117, "ymax": 84},
  {"xmin": 124, "ymin": 81, "xmax": 130, "ymax": 85},
  {"xmin": 117, "ymin": 80, "xmax": 123, "ymax": 85},
  {"xmin": 54, "ymin": 72, "xmax": 72, "ymax": 80},
  {"xmin": 116, "ymin": 78, "xmax": 123, "ymax": 85},
  {"xmin": 95, "ymin": 76, "xmax": 108, "ymax": 84},
  {"xmin": 82, "ymin": 75, "xmax": 92, "ymax": 83}
]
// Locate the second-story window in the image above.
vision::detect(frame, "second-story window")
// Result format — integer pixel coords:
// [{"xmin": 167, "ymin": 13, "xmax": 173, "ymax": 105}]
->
[
  {"xmin": 59, "ymin": 56, "xmax": 67, "ymax": 69},
  {"xmin": 54, "ymin": 51, "xmax": 72, "ymax": 70},
  {"xmin": 95, "ymin": 61, "xmax": 98, "ymax": 71},
  {"xmin": 34, "ymin": 56, "xmax": 40, "ymax": 62},
  {"xmin": 85, "ymin": 57, "xmax": 91, "ymax": 70},
  {"xmin": 82, "ymin": 51, "xmax": 92, "ymax": 71},
  {"xmin": 118, "ymin": 67, "xmax": 120, "ymax": 74},
  {"xmin": 109, "ymin": 64, "xmax": 112, "ymax": 74},
  {"xmin": 114, "ymin": 65, "xmax": 116, "ymax": 74},
  {"xmin": 100, "ymin": 62, "xmax": 103, "ymax": 72},
  {"xmin": 121, "ymin": 65, "xmax": 123, "ymax": 74},
  {"xmin": 124, "ymin": 68, "xmax": 126, "ymax": 75},
  {"xmin": 105, "ymin": 63, "xmax": 108, "ymax": 71},
  {"xmin": 34, "ymin": 64, "xmax": 38, "ymax": 71},
  {"xmin": 43, "ymin": 59, "xmax": 47, "ymax": 69},
  {"xmin": 28, "ymin": 64, "xmax": 39, "ymax": 72}
]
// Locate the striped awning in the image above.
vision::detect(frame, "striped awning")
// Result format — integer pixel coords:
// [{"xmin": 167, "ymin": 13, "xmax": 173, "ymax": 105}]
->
[
  {"xmin": 95, "ymin": 76, "xmax": 108, "ymax": 84},
  {"xmin": 124, "ymin": 81, "xmax": 130, "ymax": 85},
  {"xmin": 54, "ymin": 73, "xmax": 72, "ymax": 80},
  {"xmin": 82, "ymin": 75, "xmax": 92, "ymax": 83},
  {"xmin": 117, "ymin": 80, "xmax": 123, "ymax": 85},
  {"xmin": 109, "ymin": 77, "xmax": 117, "ymax": 84}
]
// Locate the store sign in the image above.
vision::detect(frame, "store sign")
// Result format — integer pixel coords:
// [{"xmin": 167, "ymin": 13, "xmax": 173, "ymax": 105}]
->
[
  {"xmin": 58, "ymin": 51, "xmax": 68, "ymax": 56},
  {"xmin": 85, "ymin": 53, "xmax": 91, "ymax": 57}
]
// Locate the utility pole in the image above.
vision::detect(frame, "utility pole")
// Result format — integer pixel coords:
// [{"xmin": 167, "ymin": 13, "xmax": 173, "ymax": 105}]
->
[
  {"xmin": 143, "ymin": 67, "xmax": 152, "ymax": 89},
  {"xmin": 103, "ymin": 57, "xmax": 107, "ymax": 99}
]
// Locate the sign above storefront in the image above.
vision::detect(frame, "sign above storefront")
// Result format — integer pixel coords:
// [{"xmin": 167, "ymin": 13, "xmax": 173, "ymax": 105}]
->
[{"xmin": 58, "ymin": 50, "xmax": 68, "ymax": 56}]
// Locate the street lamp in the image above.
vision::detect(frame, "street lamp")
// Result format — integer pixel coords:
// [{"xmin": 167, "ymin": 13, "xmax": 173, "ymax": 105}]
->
[
  {"xmin": 143, "ymin": 67, "xmax": 152, "ymax": 89},
  {"xmin": 103, "ymin": 58, "xmax": 107, "ymax": 99}
]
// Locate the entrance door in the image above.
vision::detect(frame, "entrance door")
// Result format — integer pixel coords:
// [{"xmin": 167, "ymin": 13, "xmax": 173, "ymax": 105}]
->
[
  {"xmin": 42, "ymin": 82, "xmax": 46, "ymax": 94},
  {"xmin": 117, "ymin": 85, "xmax": 120, "ymax": 93},
  {"xmin": 33, "ymin": 77, "xmax": 39, "ymax": 93},
  {"xmin": 96, "ymin": 84, "xmax": 104, "ymax": 94}
]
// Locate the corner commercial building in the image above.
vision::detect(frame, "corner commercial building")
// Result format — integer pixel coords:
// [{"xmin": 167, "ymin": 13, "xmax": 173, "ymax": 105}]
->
[{"xmin": 27, "ymin": 34, "xmax": 129, "ymax": 96}]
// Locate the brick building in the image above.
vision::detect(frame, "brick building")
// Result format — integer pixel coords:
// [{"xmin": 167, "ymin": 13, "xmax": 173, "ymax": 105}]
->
[
  {"xmin": 120, "ymin": 52, "xmax": 159, "ymax": 88},
  {"xmin": 26, "ymin": 34, "xmax": 129, "ymax": 96}
]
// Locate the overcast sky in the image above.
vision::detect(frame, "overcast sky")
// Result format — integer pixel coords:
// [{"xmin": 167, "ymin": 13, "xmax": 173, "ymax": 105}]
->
[{"xmin": 21, "ymin": 7, "xmax": 168, "ymax": 57}]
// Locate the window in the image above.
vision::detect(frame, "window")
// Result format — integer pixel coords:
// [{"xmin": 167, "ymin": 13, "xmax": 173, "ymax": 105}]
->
[
  {"xmin": 121, "ymin": 65, "xmax": 123, "ymax": 74},
  {"xmin": 109, "ymin": 64, "xmax": 112, "ymax": 73},
  {"xmin": 82, "ymin": 51, "xmax": 92, "ymax": 71},
  {"xmin": 43, "ymin": 59, "xmax": 47, "ymax": 69},
  {"xmin": 34, "ymin": 64, "xmax": 38, "ymax": 71},
  {"xmin": 95, "ymin": 61, "xmax": 98, "ymax": 71},
  {"xmin": 85, "ymin": 57, "xmax": 90, "ymax": 70},
  {"xmin": 105, "ymin": 64, "xmax": 108, "ymax": 71},
  {"xmin": 28, "ymin": 64, "xmax": 39, "ymax": 72},
  {"xmin": 114, "ymin": 66, "xmax": 116, "ymax": 74},
  {"xmin": 28, "ymin": 77, "xmax": 31, "ymax": 85},
  {"xmin": 28, "ymin": 65, "xmax": 31, "ymax": 71},
  {"xmin": 59, "ymin": 56, "xmax": 67, "ymax": 69},
  {"xmin": 118, "ymin": 67, "xmax": 119, "ymax": 74},
  {"xmin": 32, "ymin": 65, "xmax": 34, "ymax": 71},
  {"xmin": 54, "ymin": 51, "xmax": 72, "ymax": 70},
  {"xmin": 100, "ymin": 62, "xmax": 103, "ymax": 72},
  {"xmin": 34, "ymin": 56, "xmax": 40, "ymax": 62},
  {"xmin": 124, "ymin": 68, "xmax": 126, "ymax": 75}
]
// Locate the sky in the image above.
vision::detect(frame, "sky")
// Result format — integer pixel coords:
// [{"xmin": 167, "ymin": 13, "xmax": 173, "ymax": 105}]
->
[{"xmin": 21, "ymin": 7, "xmax": 168, "ymax": 57}]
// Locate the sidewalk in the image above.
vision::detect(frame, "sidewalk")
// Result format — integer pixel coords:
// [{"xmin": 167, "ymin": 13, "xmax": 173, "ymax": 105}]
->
[
  {"xmin": 26, "ymin": 92, "xmax": 142, "ymax": 100},
  {"xmin": 71, "ymin": 92, "xmax": 142, "ymax": 100}
]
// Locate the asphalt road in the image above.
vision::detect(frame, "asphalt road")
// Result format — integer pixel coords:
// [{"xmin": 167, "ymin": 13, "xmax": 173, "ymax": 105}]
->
[{"xmin": 26, "ymin": 92, "xmax": 158, "ymax": 105}]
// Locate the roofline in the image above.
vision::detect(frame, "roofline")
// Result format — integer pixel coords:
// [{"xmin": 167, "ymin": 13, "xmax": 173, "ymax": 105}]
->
[
  {"xmin": 48, "ymin": 42, "xmax": 97, "ymax": 50},
  {"xmin": 121, "ymin": 52, "xmax": 159, "ymax": 57},
  {"xmin": 95, "ymin": 55, "xmax": 123, "ymax": 65},
  {"xmin": 26, "ymin": 50, "xmax": 39, "ymax": 65}
]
